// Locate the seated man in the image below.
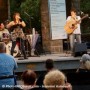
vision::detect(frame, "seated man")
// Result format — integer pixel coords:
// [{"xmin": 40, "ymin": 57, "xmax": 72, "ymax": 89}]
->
[
  {"xmin": 0, "ymin": 22, "xmax": 9, "ymax": 42},
  {"xmin": 21, "ymin": 70, "xmax": 47, "ymax": 90},
  {"xmin": 0, "ymin": 42, "xmax": 17, "ymax": 88},
  {"xmin": 36, "ymin": 59, "xmax": 55, "ymax": 86}
]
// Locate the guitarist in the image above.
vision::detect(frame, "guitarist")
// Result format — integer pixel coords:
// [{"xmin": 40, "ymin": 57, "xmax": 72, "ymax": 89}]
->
[{"xmin": 66, "ymin": 8, "xmax": 81, "ymax": 55}]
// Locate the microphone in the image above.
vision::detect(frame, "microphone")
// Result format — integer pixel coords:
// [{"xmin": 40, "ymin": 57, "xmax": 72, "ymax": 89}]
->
[
  {"xmin": 24, "ymin": 12, "xmax": 33, "ymax": 19},
  {"xmin": 19, "ymin": 18, "xmax": 22, "ymax": 22},
  {"xmin": 24, "ymin": 12, "xmax": 30, "ymax": 17}
]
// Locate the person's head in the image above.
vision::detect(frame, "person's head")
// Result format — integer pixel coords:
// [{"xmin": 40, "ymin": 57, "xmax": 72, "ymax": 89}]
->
[
  {"xmin": 70, "ymin": 8, "xmax": 77, "ymax": 17},
  {"xmin": 4, "ymin": 20, "xmax": 10, "ymax": 28},
  {"xmin": 21, "ymin": 70, "xmax": 37, "ymax": 85},
  {"xmin": 0, "ymin": 23, "xmax": 5, "ymax": 30},
  {"xmin": 0, "ymin": 42, "xmax": 6, "ymax": 53},
  {"xmin": 80, "ymin": 54, "xmax": 90, "ymax": 70},
  {"xmin": 13, "ymin": 12, "xmax": 20, "ymax": 21},
  {"xmin": 45, "ymin": 59, "xmax": 54, "ymax": 71},
  {"xmin": 43, "ymin": 70, "xmax": 66, "ymax": 90}
]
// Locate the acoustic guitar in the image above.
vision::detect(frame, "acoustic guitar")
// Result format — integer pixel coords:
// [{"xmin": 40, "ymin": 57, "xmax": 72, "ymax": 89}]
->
[{"xmin": 64, "ymin": 14, "xmax": 88, "ymax": 34}]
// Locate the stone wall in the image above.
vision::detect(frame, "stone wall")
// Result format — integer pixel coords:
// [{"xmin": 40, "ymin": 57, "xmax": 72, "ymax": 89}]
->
[{"xmin": 41, "ymin": 0, "xmax": 63, "ymax": 54}]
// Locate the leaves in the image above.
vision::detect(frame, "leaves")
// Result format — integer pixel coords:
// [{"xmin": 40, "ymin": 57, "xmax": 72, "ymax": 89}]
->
[
  {"xmin": 10, "ymin": 0, "xmax": 41, "ymax": 31},
  {"xmin": 80, "ymin": 0, "xmax": 90, "ymax": 34},
  {"xmin": 81, "ymin": 0, "xmax": 90, "ymax": 13}
]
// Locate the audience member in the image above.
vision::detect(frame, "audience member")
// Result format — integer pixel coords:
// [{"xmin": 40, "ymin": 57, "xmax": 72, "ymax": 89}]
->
[
  {"xmin": 4, "ymin": 20, "xmax": 10, "ymax": 29},
  {"xmin": 0, "ymin": 22, "xmax": 9, "ymax": 42},
  {"xmin": 45, "ymin": 59, "xmax": 55, "ymax": 72},
  {"xmin": 0, "ymin": 42, "xmax": 17, "ymax": 88},
  {"xmin": 44, "ymin": 70, "xmax": 72, "ymax": 90},
  {"xmin": 22, "ymin": 70, "xmax": 36, "ymax": 86},
  {"xmin": 76, "ymin": 54, "xmax": 90, "ymax": 72},
  {"xmin": 36, "ymin": 59, "xmax": 55, "ymax": 86},
  {"xmin": 21, "ymin": 70, "xmax": 43, "ymax": 90}
]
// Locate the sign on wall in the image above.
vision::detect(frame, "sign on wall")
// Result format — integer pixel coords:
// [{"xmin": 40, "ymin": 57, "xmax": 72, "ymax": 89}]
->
[{"xmin": 48, "ymin": 0, "xmax": 67, "ymax": 40}]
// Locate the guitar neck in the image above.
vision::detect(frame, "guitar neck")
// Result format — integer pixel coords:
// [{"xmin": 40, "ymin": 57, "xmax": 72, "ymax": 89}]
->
[
  {"xmin": 75, "ymin": 15, "xmax": 88, "ymax": 24},
  {"xmin": 79, "ymin": 14, "xmax": 88, "ymax": 22}
]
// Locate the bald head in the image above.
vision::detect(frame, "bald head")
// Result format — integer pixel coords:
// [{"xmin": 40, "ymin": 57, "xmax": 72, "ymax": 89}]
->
[{"xmin": 0, "ymin": 42, "xmax": 6, "ymax": 53}]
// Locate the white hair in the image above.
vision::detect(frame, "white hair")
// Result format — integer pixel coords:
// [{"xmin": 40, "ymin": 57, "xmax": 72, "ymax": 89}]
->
[
  {"xmin": 80, "ymin": 54, "xmax": 90, "ymax": 70},
  {"xmin": 44, "ymin": 70, "xmax": 66, "ymax": 90},
  {"xmin": 81, "ymin": 54, "xmax": 90, "ymax": 62}
]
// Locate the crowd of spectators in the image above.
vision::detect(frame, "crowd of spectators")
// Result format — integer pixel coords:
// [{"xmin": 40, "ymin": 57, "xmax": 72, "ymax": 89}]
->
[{"xmin": 0, "ymin": 42, "xmax": 90, "ymax": 90}]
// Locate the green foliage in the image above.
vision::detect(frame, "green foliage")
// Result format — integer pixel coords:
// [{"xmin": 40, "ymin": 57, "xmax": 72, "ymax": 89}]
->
[
  {"xmin": 80, "ymin": 0, "xmax": 90, "ymax": 34},
  {"xmin": 20, "ymin": 0, "xmax": 41, "ymax": 30},
  {"xmin": 10, "ymin": 0, "xmax": 24, "ymax": 19},
  {"xmin": 10, "ymin": 0, "xmax": 41, "ymax": 32},
  {"xmin": 81, "ymin": 0, "xmax": 90, "ymax": 13}
]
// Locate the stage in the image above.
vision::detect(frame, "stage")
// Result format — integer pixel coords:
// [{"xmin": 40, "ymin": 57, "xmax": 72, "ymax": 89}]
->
[{"xmin": 15, "ymin": 53, "xmax": 81, "ymax": 73}]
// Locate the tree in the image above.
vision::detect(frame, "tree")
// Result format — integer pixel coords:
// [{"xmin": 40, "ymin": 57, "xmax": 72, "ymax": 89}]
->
[
  {"xmin": 20, "ymin": 0, "xmax": 41, "ymax": 31},
  {"xmin": 80, "ymin": 0, "xmax": 90, "ymax": 34},
  {"xmin": 10, "ymin": 0, "xmax": 25, "ymax": 18},
  {"xmin": 10, "ymin": 0, "xmax": 41, "ymax": 32},
  {"xmin": 80, "ymin": 0, "xmax": 90, "ymax": 13}
]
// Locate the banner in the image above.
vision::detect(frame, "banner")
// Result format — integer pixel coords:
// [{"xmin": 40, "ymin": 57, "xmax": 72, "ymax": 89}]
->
[{"xmin": 48, "ymin": 0, "xmax": 67, "ymax": 40}]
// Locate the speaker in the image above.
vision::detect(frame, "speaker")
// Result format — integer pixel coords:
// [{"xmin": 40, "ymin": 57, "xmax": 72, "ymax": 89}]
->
[{"xmin": 74, "ymin": 43, "xmax": 87, "ymax": 57}]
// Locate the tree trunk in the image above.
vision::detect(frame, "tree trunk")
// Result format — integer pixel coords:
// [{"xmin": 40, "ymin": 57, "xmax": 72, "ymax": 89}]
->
[
  {"xmin": 40, "ymin": 0, "xmax": 63, "ymax": 54},
  {"xmin": 0, "ymin": 0, "xmax": 8, "ymax": 22}
]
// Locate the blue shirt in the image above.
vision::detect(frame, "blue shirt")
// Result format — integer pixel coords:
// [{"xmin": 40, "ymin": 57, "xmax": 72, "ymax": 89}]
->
[{"xmin": 0, "ymin": 53, "xmax": 17, "ymax": 87}]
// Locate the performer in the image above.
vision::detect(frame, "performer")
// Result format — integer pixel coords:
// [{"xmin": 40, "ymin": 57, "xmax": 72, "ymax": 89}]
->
[
  {"xmin": 65, "ymin": 8, "xmax": 81, "ymax": 55},
  {"xmin": 0, "ymin": 22, "xmax": 9, "ymax": 42},
  {"xmin": 7, "ymin": 12, "xmax": 28, "ymax": 59}
]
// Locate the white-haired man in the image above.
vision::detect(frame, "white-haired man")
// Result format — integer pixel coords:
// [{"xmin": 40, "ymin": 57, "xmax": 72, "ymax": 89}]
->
[{"xmin": 77, "ymin": 54, "xmax": 90, "ymax": 72}]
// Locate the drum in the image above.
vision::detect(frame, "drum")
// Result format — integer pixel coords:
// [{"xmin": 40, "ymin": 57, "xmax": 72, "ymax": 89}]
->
[
  {"xmin": 5, "ymin": 42, "xmax": 19, "ymax": 57},
  {"xmin": 2, "ymin": 33, "xmax": 10, "ymax": 43}
]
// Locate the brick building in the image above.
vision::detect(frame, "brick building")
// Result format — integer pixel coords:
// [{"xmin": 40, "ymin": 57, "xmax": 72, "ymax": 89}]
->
[{"xmin": 41, "ymin": 0, "xmax": 80, "ymax": 53}]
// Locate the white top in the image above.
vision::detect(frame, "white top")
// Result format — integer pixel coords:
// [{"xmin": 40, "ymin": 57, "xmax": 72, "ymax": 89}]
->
[
  {"xmin": 67, "ymin": 16, "xmax": 81, "ymax": 34},
  {"xmin": 0, "ymin": 29, "xmax": 9, "ymax": 38}
]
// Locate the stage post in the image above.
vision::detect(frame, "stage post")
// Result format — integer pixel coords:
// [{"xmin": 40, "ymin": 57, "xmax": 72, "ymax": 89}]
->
[
  {"xmin": 0, "ymin": 0, "xmax": 8, "ymax": 22},
  {"xmin": 41, "ymin": 0, "xmax": 64, "ymax": 54}
]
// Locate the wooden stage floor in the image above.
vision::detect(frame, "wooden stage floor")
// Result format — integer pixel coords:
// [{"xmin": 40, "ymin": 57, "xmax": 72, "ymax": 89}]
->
[{"xmin": 15, "ymin": 54, "xmax": 81, "ymax": 72}]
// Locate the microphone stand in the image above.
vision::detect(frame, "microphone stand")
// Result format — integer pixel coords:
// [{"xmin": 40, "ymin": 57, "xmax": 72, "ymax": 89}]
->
[
  {"xmin": 18, "ymin": 25, "xmax": 24, "ymax": 60},
  {"xmin": 24, "ymin": 12, "xmax": 32, "ymax": 57},
  {"xmin": 24, "ymin": 12, "xmax": 32, "ymax": 29}
]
